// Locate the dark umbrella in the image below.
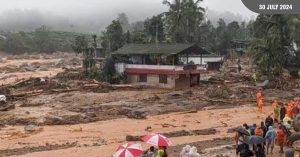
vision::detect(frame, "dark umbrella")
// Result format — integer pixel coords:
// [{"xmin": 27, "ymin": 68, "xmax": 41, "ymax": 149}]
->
[
  {"xmin": 287, "ymin": 132, "xmax": 300, "ymax": 146},
  {"xmin": 244, "ymin": 136, "xmax": 265, "ymax": 145},
  {"xmin": 233, "ymin": 128, "xmax": 250, "ymax": 136}
]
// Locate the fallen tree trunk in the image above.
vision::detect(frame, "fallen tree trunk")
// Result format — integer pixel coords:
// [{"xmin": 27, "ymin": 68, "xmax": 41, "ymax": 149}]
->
[
  {"xmin": 198, "ymin": 97, "xmax": 273, "ymax": 104},
  {"xmin": 49, "ymin": 88, "xmax": 79, "ymax": 93},
  {"xmin": 11, "ymin": 90, "xmax": 44, "ymax": 98}
]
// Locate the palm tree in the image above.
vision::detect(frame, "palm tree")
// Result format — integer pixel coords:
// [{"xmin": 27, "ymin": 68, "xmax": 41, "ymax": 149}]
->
[
  {"xmin": 163, "ymin": 0, "xmax": 182, "ymax": 42},
  {"xmin": 163, "ymin": 0, "xmax": 205, "ymax": 43}
]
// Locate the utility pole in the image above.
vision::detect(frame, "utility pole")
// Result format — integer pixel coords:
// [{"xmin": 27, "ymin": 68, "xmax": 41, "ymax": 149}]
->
[
  {"xmin": 155, "ymin": 22, "xmax": 158, "ymax": 49},
  {"xmin": 156, "ymin": 22, "xmax": 159, "ymax": 65}
]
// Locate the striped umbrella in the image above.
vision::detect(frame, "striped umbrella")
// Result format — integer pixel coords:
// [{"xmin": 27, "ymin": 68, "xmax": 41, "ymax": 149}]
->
[
  {"xmin": 113, "ymin": 143, "xmax": 143, "ymax": 157},
  {"xmin": 142, "ymin": 133, "xmax": 172, "ymax": 147}
]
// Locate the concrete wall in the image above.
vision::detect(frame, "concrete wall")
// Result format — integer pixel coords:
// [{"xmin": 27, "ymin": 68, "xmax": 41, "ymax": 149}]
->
[
  {"xmin": 126, "ymin": 74, "xmax": 175, "ymax": 88},
  {"xmin": 115, "ymin": 63, "xmax": 206, "ymax": 72},
  {"xmin": 180, "ymin": 56, "xmax": 223, "ymax": 65},
  {"xmin": 127, "ymin": 64, "xmax": 176, "ymax": 70}
]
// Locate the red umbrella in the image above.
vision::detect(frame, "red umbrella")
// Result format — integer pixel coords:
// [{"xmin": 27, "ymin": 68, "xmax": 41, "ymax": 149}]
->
[
  {"xmin": 113, "ymin": 143, "xmax": 143, "ymax": 157},
  {"xmin": 142, "ymin": 133, "xmax": 172, "ymax": 147}
]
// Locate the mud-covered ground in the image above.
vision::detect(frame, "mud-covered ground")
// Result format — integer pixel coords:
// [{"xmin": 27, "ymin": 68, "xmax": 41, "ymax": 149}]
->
[
  {"xmin": 0, "ymin": 105, "xmax": 287, "ymax": 157},
  {"xmin": 0, "ymin": 53, "xmax": 299, "ymax": 157},
  {"xmin": 0, "ymin": 105, "xmax": 267, "ymax": 156}
]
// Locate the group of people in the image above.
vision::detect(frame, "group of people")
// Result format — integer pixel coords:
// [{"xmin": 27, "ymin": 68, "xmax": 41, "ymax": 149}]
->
[
  {"xmin": 233, "ymin": 89, "xmax": 300, "ymax": 157},
  {"xmin": 142, "ymin": 146, "xmax": 168, "ymax": 157},
  {"xmin": 234, "ymin": 115, "xmax": 298, "ymax": 157},
  {"xmin": 141, "ymin": 89, "xmax": 300, "ymax": 157},
  {"xmin": 272, "ymin": 99, "xmax": 299, "ymax": 123},
  {"xmin": 256, "ymin": 89, "xmax": 300, "ymax": 119},
  {"xmin": 235, "ymin": 117, "xmax": 269, "ymax": 156},
  {"xmin": 142, "ymin": 144, "xmax": 201, "ymax": 157}
]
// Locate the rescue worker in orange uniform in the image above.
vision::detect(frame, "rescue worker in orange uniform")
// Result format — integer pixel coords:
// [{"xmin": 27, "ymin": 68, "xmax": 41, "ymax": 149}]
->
[
  {"xmin": 256, "ymin": 89, "xmax": 262, "ymax": 104},
  {"xmin": 256, "ymin": 89, "xmax": 263, "ymax": 112},
  {"xmin": 258, "ymin": 98, "xmax": 263, "ymax": 113}
]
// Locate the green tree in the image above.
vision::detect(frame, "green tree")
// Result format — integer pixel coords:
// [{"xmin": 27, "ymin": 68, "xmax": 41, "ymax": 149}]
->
[
  {"xmin": 101, "ymin": 20, "xmax": 124, "ymax": 52},
  {"xmin": 100, "ymin": 57, "xmax": 124, "ymax": 84},
  {"xmin": 34, "ymin": 25, "xmax": 54, "ymax": 53},
  {"xmin": 131, "ymin": 30, "xmax": 147, "ymax": 44},
  {"xmin": 227, "ymin": 21, "xmax": 240, "ymax": 39},
  {"xmin": 250, "ymin": 36, "xmax": 285, "ymax": 76},
  {"xmin": 124, "ymin": 31, "xmax": 131, "ymax": 44},
  {"xmin": 239, "ymin": 21, "xmax": 252, "ymax": 40},
  {"xmin": 198, "ymin": 20, "xmax": 216, "ymax": 52},
  {"xmin": 250, "ymin": 14, "xmax": 300, "ymax": 77},
  {"xmin": 72, "ymin": 35, "xmax": 96, "ymax": 73},
  {"xmin": 118, "ymin": 13, "xmax": 130, "ymax": 32},
  {"xmin": 163, "ymin": 0, "xmax": 205, "ymax": 43},
  {"xmin": 0, "ymin": 30, "xmax": 88, "ymax": 54},
  {"xmin": 215, "ymin": 18, "xmax": 230, "ymax": 55},
  {"xmin": 129, "ymin": 21, "xmax": 147, "ymax": 44},
  {"xmin": 144, "ymin": 15, "xmax": 165, "ymax": 43},
  {"xmin": 2, "ymin": 33, "xmax": 29, "ymax": 54},
  {"xmin": 72, "ymin": 35, "xmax": 88, "ymax": 54}
]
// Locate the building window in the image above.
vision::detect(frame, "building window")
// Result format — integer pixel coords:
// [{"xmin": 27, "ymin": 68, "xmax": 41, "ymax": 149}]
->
[
  {"xmin": 159, "ymin": 75, "xmax": 168, "ymax": 84},
  {"xmin": 139, "ymin": 74, "xmax": 147, "ymax": 82}
]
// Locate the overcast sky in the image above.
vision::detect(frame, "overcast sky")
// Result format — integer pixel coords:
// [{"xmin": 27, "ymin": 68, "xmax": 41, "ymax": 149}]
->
[{"xmin": 0, "ymin": 0, "xmax": 256, "ymax": 21}]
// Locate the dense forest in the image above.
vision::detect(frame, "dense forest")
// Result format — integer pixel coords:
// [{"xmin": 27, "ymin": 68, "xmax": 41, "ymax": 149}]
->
[
  {"xmin": 0, "ymin": 27, "xmax": 90, "ymax": 54},
  {"xmin": 250, "ymin": 14, "xmax": 300, "ymax": 77},
  {"xmin": 0, "ymin": 1, "xmax": 253, "ymax": 55}
]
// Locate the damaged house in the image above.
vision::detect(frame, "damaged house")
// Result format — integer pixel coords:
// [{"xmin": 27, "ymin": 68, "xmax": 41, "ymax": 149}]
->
[{"xmin": 112, "ymin": 43, "xmax": 221, "ymax": 89}]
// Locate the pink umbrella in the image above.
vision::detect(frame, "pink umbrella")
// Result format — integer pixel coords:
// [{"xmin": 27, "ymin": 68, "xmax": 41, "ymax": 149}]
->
[
  {"xmin": 113, "ymin": 143, "xmax": 143, "ymax": 157},
  {"xmin": 142, "ymin": 133, "xmax": 172, "ymax": 147}
]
